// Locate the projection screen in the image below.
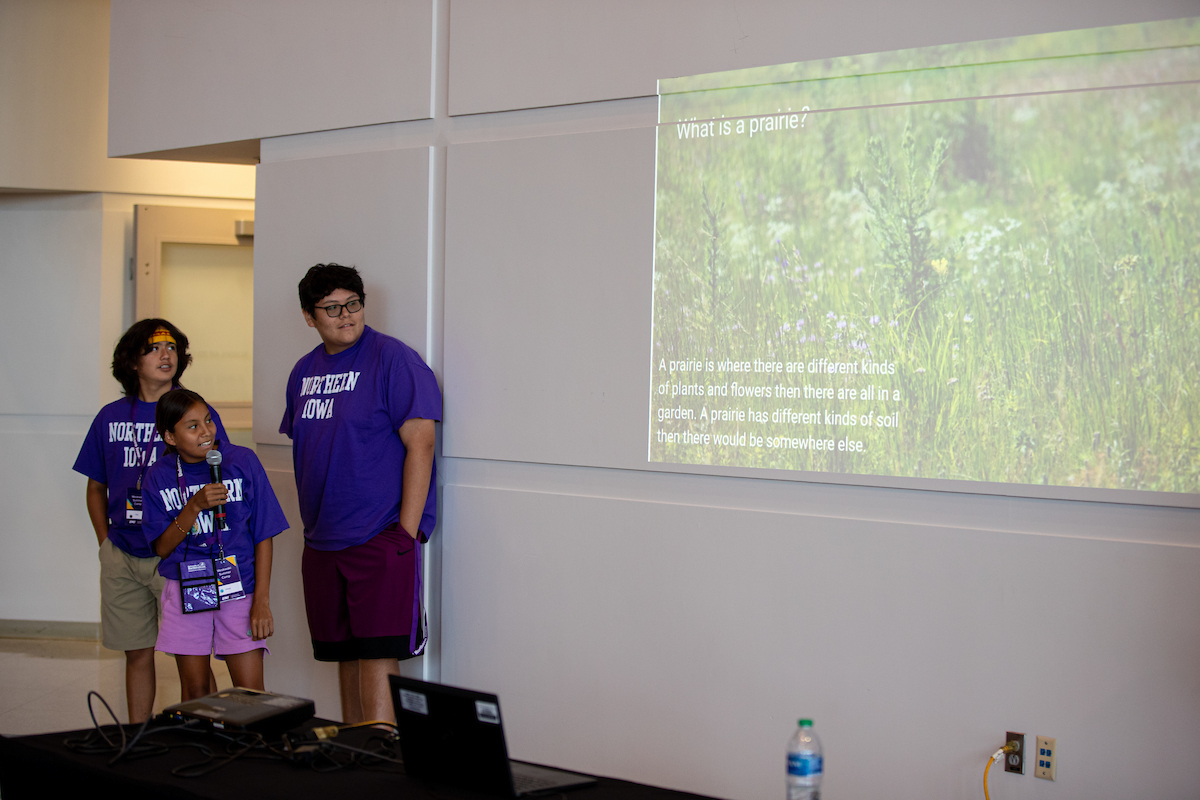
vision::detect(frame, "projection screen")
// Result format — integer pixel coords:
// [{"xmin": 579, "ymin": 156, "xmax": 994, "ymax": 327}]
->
[{"xmin": 649, "ymin": 18, "xmax": 1200, "ymax": 499}]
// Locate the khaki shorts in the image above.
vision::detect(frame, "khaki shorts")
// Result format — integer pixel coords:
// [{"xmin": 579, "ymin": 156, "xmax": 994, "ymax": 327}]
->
[{"xmin": 98, "ymin": 538, "xmax": 164, "ymax": 651}]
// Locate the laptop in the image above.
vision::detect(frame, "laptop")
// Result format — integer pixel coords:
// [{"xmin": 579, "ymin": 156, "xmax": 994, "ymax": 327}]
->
[{"xmin": 389, "ymin": 675, "xmax": 598, "ymax": 797}]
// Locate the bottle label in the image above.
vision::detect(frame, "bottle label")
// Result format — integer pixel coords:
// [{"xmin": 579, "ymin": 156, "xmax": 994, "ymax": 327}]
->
[{"xmin": 788, "ymin": 753, "xmax": 823, "ymax": 777}]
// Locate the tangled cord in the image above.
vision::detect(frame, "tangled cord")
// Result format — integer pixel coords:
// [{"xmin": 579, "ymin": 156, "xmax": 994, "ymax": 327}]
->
[
  {"xmin": 167, "ymin": 728, "xmax": 292, "ymax": 777},
  {"xmin": 62, "ymin": 692, "xmax": 125, "ymax": 754},
  {"xmin": 63, "ymin": 691, "xmax": 184, "ymax": 765},
  {"xmin": 62, "ymin": 691, "xmax": 403, "ymax": 778},
  {"xmin": 288, "ymin": 728, "xmax": 405, "ymax": 774}
]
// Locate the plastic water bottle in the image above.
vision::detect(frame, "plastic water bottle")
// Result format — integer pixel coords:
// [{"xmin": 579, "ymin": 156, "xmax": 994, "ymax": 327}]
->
[{"xmin": 786, "ymin": 718, "xmax": 823, "ymax": 800}]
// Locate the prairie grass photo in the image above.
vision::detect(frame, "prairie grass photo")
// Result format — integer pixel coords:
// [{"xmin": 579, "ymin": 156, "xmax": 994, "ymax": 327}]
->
[{"xmin": 649, "ymin": 19, "xmax": 1200, "ymax": 493}]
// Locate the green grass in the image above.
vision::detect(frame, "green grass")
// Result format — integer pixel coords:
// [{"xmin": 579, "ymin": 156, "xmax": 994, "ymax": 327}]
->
[{"xmin": 650, "ymin": 72, "xmax": 1200, "ymax": 492}]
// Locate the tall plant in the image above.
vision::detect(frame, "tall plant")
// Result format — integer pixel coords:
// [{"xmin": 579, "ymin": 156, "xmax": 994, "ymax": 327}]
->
[
  {"xmin": 701, "ymin": 184, "xmax": 726, "ymax": 342},
  {"xmin": 857, "ymin": 123, "xmax": 951, "ymax": 327}
]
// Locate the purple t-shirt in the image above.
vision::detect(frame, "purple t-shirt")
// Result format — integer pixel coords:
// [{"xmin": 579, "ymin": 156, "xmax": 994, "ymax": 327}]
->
[
  {"xmin": 73, "ymin": 397, "xmax": 228, "ymax": 558},
  {"xmin": 141, "ymin": 444, "xmax": 288, "ymax": 591},
  {"xmin": 280, "ymin": 326, "xmax": 441, "ymax": 551}
]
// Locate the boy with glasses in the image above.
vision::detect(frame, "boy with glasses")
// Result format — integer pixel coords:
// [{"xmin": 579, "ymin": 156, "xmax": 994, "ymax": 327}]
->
[{"xmin": 281, "ymin": 263, "xmax": 440, "ymax": 724}]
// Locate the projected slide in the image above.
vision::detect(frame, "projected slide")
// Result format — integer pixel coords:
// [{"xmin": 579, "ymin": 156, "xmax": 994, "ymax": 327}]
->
[{"xmin": 649, "ymin": 19, "xmax": 1200, "ymax": 494}]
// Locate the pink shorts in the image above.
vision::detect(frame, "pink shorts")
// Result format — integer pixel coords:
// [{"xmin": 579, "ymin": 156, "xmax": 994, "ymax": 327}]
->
[{"xmin": 156, "ymin": 579, "xmax": 269, "ymax": 658}]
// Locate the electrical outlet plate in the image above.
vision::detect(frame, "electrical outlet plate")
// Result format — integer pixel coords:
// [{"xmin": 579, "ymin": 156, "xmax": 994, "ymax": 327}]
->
[
  {"xmin": 1035, "ymin": 735, "xmax": 1057, "ymax": 781},
  {"xmin": 1004, "ymin": 731, "xmax": 1025, "ymax": 774}
]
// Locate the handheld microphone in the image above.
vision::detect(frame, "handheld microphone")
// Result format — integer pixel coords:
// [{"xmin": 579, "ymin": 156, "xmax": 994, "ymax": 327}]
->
[{"xmin": 205, "ymin": 449, "xmax": 229, "ymax": 531}]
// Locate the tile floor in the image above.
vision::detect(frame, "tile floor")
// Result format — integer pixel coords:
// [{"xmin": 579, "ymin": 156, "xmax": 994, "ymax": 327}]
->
[{"xmin": 0, "ymin": 637, "xmax": 232, "ymax": 736}]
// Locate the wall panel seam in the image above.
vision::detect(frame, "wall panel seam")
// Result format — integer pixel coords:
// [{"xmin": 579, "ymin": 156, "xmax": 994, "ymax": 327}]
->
[{"xmin": 442, "ymin": 482, "xmax": 1199, "ymax": 549}]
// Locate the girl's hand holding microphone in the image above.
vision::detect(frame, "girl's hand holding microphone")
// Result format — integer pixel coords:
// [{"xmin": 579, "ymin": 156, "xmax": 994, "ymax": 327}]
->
[{"xmin": 187, "ymin": 482, "xmax": 228, "ymax": 511}]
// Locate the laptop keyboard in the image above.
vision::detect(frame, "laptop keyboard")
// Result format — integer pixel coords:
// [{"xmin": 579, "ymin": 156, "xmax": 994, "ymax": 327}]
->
[{"xmin": 512, "ymin": 772, "xmax": 563, "ymax": 795}]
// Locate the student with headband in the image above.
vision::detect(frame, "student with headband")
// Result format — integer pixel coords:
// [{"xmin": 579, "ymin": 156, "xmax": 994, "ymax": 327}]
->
[{"xmin": 73, "ymin": 320, "xmax": 228, "ymax": 722}]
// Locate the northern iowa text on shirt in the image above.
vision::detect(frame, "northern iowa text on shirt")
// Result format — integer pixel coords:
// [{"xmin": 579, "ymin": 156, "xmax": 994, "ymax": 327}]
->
[
  {"xmin": 298, "ymin": 370, "xmax": 361, "ymax": 421},
  {"xmin": 298, "ymin": 371, "xmax": 361, "ymax": 396},
  {"xmin": 159, "ymin": 478, "xmax": 245, "ymax": 514},
  {"xmin": 108, "ymin": 421, "xmax": 162, "ymax": 467}
]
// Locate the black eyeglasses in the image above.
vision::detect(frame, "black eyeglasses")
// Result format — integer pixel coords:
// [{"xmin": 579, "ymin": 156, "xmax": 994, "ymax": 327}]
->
[{"xmin": 314, "ymin": 298, "xmax": 363, "ymax": 317}]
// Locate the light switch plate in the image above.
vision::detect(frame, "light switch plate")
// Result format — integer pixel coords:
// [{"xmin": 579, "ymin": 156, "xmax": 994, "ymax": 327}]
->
[{"xmin": 1035, "ymin": 735, "xmax": 1057, "ymax": 781}]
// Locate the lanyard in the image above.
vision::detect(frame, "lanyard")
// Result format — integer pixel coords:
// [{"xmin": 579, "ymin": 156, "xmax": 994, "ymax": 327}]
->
[
  {"xmin": 129, "ymin": 399, "xmax": 158, "ymax": 491},
  {"xmin": 176, "ymin": 455, "xmax": 225, "ymax": 560}
]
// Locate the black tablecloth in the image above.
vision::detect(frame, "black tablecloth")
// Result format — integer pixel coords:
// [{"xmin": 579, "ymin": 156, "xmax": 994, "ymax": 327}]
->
[{"xmin": 0, "ymin": 718, "xmax": 714, "ymax": 800}]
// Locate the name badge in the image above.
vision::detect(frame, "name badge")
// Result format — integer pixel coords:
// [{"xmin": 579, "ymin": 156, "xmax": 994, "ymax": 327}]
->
[
  {"xmin": 180, "ymin": 558, "xmax": 219, "ymax": 614},
  {"xmin": 215, "ymin": 555, "xmax": 246, "ymax": 602},
  {"xmin": 125, "ymin": 488, "xmax": 143, "ymax": 525}
]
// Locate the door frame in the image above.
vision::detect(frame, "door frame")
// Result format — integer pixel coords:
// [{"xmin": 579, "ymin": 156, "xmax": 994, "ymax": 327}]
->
[{"xmin": 134, "ymin": 205, "xmax": 255, "ymax": 426}]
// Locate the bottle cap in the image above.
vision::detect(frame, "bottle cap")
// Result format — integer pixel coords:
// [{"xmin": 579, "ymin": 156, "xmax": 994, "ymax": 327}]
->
[{"xmin": 798, "ymin": 718, "xmax": 813, "ymax": 727}]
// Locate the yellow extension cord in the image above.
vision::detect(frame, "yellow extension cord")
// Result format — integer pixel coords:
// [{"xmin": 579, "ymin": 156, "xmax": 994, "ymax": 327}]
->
[
  {"xmin": 304, "ymin": 719, "xmax": 400, "ymax": 741},
  {"xmin": 984, "ymin": 742, "xmax": 1018, "ymax": 800}
]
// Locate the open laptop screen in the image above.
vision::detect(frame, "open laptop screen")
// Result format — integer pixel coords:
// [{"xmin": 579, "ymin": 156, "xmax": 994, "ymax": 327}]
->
[
  {"xmin": 390, "ymin": 675, "xmax": 517, "ymax": 796},
  {"xmin": 389, "ymin": 676, "xmax": 598, "ymax": 798}
]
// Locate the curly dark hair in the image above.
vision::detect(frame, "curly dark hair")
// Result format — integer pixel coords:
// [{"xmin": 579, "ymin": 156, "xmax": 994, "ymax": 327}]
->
[
  {"xmin": 298, "ymin": 263, "xmax": 366, "ymax": 315},
  {"xmin": 155, "ymin": 388, "xmax": 209, "ymax": 454},
  {"xmin": 111, "ymin": 319, "xmax": 192, "ymax": 397}
]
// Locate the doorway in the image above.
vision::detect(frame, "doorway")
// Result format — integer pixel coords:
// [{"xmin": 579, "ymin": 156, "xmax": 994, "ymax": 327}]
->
[{"xmin": 134, "ymin": 205, "xmax": 255, "ymax": 446}]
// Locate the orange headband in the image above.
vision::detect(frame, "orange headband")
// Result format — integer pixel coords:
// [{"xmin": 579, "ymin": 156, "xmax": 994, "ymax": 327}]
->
[{"xmin": 148, "ymin": 327, "xmax": 176, "ymax": 345}]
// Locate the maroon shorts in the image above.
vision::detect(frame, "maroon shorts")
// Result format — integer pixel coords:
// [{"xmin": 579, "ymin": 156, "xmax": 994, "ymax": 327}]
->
[{"xmin": 301, "ymin": 524, "xmax": 421, "ymax": 662}]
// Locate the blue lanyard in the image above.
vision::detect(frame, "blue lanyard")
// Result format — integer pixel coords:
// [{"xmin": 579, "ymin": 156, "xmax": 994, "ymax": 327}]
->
[
  {"xmin": 129, "ymin": 399, "xmax": 158, "ymax": 491},
  {"xmin": 130, "ymin": 392, "xmax": 180, "ymax": 491}
]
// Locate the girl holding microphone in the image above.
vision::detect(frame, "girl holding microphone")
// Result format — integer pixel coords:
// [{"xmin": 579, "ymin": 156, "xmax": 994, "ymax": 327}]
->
[{"xmin": 142, "ymin": 389, "xmax": 288, "ymax": 700}]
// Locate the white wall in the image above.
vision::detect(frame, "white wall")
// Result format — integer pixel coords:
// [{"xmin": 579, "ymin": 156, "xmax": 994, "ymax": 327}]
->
[
  {"xmin": 446, "ymin": 0, "xmax": 1196, "ymax": 115},
  {"xmin": 106, "ymin": 2, "xmax": 1200, "ymax": 798},
  {"xmin": 443, "ymin": 129, "xmax": 655, "ymax": 466},
  {"xmin": 0, "ymin": 0, "xmax": 256, "ymax": 624},
  {"xmin": 0, "ymin": 192, "xmax": 254, "ymax": 624},
  {"xmin": 440, "ymin": 474, "xmax": 1200, "ymax": 799},
  {"xmin": 107, "ymin": 0, "xmax": 434, "ymax": 158},
  {"xmin": 0, "ymin": 194, "xmax": 106, "ymax": 621},
  {"xmin": 0, "ymin": 0, "xmax": 255, "ymax": 195}
]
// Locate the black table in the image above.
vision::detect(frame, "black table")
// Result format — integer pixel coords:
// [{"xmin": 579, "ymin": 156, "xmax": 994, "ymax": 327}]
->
[{"xmin": 0, "ymin": 718, "xmax": 714, "ymax": 800}]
